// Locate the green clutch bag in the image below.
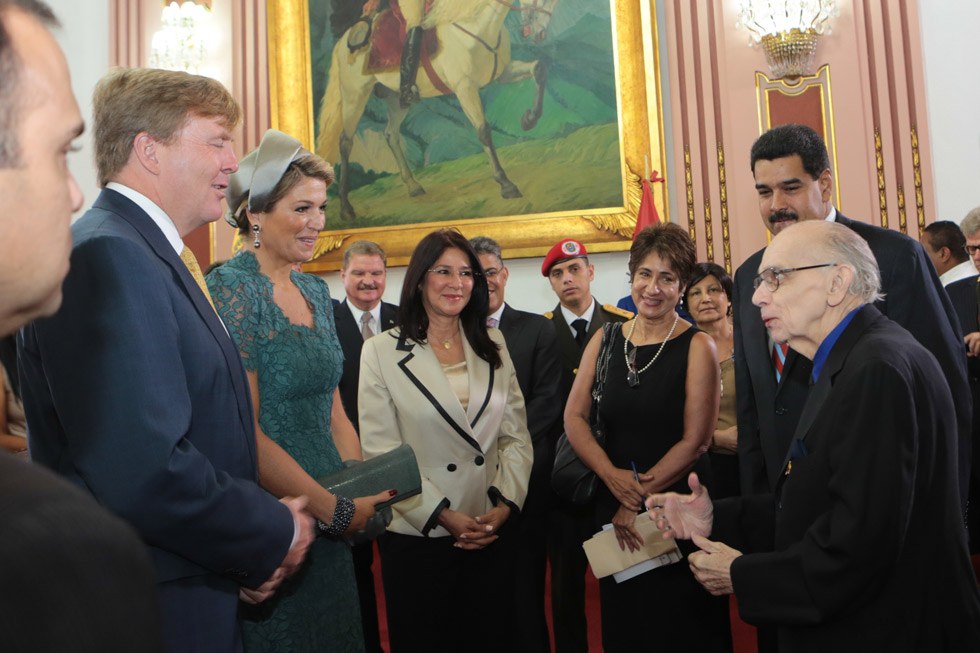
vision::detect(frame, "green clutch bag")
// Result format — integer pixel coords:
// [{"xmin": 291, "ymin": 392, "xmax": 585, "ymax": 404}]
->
[{"xmin": 317, "ymin": 443, "xmax": 421, "ymax": 510}]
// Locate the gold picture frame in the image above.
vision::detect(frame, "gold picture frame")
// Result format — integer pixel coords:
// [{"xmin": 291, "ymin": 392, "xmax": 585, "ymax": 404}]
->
[{"xmin": 268, "ymin": 0, "xmax": 667, "ymax": 271}]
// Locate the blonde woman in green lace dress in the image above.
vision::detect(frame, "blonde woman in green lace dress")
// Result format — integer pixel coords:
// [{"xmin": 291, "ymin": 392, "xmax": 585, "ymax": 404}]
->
[{"xmin": 207, "ymin": 130, "xmax": 391, "ymax": 653}]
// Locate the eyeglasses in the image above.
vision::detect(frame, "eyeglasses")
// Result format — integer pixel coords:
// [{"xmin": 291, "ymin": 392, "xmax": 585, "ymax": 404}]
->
[
  {"xmin": 427, "ymin": 266, "xmax": 478, "ymax": 281},
  {"xmin": 965, "ymin": 245, "xmax": 980, "ymax": 256},
  {"xmin": 482, "ymin": 267, "xmax": 501, "ymax": 278},
  {"xmin": 753, "ymin": 263, "xmax": 837, "ymax": 292}
]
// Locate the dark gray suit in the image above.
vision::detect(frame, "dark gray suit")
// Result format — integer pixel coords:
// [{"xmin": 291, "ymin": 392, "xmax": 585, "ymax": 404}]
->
[
  {"xmin": 496, "ymin": 303, "xmax": 561, "ymax": 651},
  {"xmin": 0, "ymin": 453, "xmax": 163, "ymax": 652},
  {"xmin": 945, "ymin": 273, "xmax": 980, "ymax": 552},
  {"xmin": 334, "ymin": 298, "xmax": 397, "ymax": 434}
]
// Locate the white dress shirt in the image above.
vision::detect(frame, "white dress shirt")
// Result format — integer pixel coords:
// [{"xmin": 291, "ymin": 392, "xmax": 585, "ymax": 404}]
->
[{"xmin": 560, "ymin": 297, "xmax": 596, "ymax": 339}]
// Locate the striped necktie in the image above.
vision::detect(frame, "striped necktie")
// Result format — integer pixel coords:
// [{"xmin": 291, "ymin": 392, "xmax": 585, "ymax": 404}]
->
[
  {"xmin": 179, "ymin": 246, "xmax": 218, "ymax": 314},
  {"xmin": 772, "ymin": 342, "xmax": 788, "ymax": 382}
]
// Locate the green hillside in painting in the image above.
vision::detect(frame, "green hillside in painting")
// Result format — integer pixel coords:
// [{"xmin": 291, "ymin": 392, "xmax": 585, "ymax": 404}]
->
[{"xmin": 322, "ymin": 123, "xmax": 622, "ymax": 229}]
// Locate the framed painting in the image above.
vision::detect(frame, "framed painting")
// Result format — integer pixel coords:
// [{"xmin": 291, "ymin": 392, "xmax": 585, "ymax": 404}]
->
[{"xmin": 268, "ymin": 0, "xmax": 667, "ymax": 270}]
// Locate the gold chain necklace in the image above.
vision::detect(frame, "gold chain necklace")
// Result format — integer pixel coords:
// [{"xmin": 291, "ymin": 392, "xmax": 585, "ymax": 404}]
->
[{"xmin": 428, "ymin": 326, "xmax": 460, "ymax": 350}]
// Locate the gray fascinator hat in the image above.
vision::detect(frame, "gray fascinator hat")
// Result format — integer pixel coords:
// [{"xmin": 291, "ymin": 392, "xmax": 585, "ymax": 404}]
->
[{"xmin": 224, "ymin": 129, "xmax": 312, "ymax": 228}]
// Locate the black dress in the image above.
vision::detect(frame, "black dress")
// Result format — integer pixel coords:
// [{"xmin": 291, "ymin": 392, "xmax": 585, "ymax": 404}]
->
[{"xmin": 595, "ymin": 325, "xmax": 732, "ymax": 652}]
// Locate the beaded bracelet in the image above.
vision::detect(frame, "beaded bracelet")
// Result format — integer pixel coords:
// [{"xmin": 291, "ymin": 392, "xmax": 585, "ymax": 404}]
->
[{"xmin": 317, "ymin": 495, "xmax": 355, "ymax": 537}]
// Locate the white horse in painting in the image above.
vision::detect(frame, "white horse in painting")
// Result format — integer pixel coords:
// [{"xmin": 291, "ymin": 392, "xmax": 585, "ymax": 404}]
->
[{"xmin": 317, "ymin": 0, "xmax": 560, "ymax": 221}]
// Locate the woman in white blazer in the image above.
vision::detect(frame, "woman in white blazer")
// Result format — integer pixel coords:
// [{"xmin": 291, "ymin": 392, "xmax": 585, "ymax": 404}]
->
[{"xmin": 358, "ymin": 229, "xmax": 532, "ymax": 651}]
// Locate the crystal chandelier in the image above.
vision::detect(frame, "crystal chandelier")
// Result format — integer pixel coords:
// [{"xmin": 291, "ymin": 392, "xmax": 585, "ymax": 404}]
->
[
  {"xmin": 736, "ymin": 1, "xmax": 839, "ymax": 78},
  {"xmin": 150, "ymin": 2, "xmax": 211, "ymax": 74}
]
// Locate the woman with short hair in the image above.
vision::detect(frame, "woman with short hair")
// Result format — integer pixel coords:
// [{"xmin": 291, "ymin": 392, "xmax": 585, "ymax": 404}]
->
[
  {"xmin": 684, "ymin": 261, "xmax": 739, "ymax": 499},
  {"xmin": 565, "ymin": 223, "xmax": 731, "ymax": 650}
]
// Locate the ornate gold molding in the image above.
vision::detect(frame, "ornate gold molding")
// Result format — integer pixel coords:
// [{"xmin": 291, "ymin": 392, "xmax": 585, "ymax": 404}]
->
[
  {"xmin": 684, "ymin": 144, "xmax": 696, "ymax": 248},
  {"xmin": 897, "ymin": 184, "xmax": 907, "ymax": 235},
  {"xmin": 874, "ymin": 127, "xmax": 887, "ymax": 229},
  {"xmin": 717, "ymin": 141, "xmax": 731, "ymax": 273},
  {"xmin": 704, "ymin": 201, "xmax": 714, "ymax": 262},
  {"xmin": 910, "ymin": 126, "xmax": 925, "ymax": 237}
]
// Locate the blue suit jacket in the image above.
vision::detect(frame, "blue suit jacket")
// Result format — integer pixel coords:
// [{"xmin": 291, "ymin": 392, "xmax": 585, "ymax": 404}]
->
[{"xmin": 19, "ymin": 189, "xmax": 294, "ymax": 645}]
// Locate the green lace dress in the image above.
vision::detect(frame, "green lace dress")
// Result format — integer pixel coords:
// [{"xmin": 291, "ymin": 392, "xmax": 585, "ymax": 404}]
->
[{"xmin": 206, "ymin": 251, "xmax": 365, "ymax": 653}]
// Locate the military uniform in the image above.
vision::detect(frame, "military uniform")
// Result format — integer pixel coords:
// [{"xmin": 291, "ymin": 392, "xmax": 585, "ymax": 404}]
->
[
  {"xmin": 545, "ymin": 298, "xmax": 631, "ymax": 653},
  {"xmin": 546, "ymin": 301, "xmax": 633, "ymax": 404}
]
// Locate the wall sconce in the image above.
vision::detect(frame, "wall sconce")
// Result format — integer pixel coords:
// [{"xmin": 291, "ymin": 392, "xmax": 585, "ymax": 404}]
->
[
  {"xmin": 150, "ymin": 1, "xmax": 212, "ymax": 74},
  {"xmin": 736, "ymin": 1, "xmax": 838, "ymax": 79}
]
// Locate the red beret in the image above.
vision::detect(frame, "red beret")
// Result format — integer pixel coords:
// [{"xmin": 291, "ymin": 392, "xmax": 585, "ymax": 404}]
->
[{"xmin": 541, "ymin": 239, "xmax": 588, "ymax": 276}]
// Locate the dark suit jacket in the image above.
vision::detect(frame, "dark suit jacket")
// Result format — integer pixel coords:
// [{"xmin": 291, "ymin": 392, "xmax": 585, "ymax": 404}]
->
[
  {"xmin": 0, "ymin": 453, "xmax": 163, "ymax": 652},
  {"xmin": 735, "ymin": 212, "xmax": 972, "ymax": 502},
  {"xmin": 498, "ymin": 304, "xmax": 562, "ymax": 478},
  {"xmin": 716, "ymin": 306, "xmax": 980, "ymax": 650},
  {"xmin": 946, "ymin": 274, "xmax": 979, "ymax": 338},
  {"xmin": 18, "ymin": 189, "xmax": 294, "ymax": 649},
  {"xmin": 548, "ymin": 299, "xmax": 631, "ymax": 405},
  {"xmin": 945, "ymin": 273, "xmax": 980, "ymax": 550},
  {"xmin": 334, "ymin": 298, "xmax": 397, "ymax": 433}
]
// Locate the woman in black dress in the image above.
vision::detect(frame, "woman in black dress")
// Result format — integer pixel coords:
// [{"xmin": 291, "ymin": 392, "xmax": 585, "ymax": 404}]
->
[{"xmin": 565, "ymin": 223, "xmax": 731, "ymax": 651}]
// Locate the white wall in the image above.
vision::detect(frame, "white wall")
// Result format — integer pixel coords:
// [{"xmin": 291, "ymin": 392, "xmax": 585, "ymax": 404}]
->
[
  {"xmin": 41, "ymin": 1, "xmax": 974, "ymax": 306},
  {"xmin": 45, "ymin": 0, "xmax": 109, "ymax": 219},
  {"xmin": 919, "ymin": 0, "xmax": 980, "ymax": 224},
  {"xmin": 319, "ymin": 250, "xmax": 633, "ymax": 315}
]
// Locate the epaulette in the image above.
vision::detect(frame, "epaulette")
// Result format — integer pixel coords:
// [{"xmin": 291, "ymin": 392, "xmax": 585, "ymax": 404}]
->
[
  {"xmin": 543, "ymin": 311, "xmax": 554, "ymax": 319},
  {"xmin": 604, "ymin": 304, "xmax": 634, "ymax": 319}
]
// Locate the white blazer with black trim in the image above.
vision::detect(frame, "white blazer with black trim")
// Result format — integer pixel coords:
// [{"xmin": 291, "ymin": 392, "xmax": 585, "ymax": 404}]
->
[{"xmin": 358, "ymin": 326, "xmax": 532, "ymax": 538}]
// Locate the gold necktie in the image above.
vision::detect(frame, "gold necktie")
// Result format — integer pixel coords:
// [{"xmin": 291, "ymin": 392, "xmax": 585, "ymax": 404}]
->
[{"xmin": 179, "ymin": 246, "xmax": 218, "ymax": 314}]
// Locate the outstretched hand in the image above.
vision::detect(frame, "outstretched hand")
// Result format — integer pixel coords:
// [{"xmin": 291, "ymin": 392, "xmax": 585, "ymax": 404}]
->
[{"xmin": 645, "ymin": 472, "xmax": 713, "ymax": 540}]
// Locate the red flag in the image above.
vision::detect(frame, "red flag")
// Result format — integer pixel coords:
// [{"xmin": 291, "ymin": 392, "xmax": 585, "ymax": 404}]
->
[{"xmin": 633, "ymin": 171, "xmax": 664, "ymax": 239}]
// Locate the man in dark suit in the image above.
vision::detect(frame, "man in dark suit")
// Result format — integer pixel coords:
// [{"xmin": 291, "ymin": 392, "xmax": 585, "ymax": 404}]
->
[
  {"xmin": 541, "ymin": 238, "xmax": 632, "ymax": 653},
  {"xmin": 945, "ymin": 257, "xmax": 980, "ymax": 552},
  {"xmin": 922, "ymin": 220, "xmax": 976, "ymax": 286},
  {"xmin": 471, "ymin": 236, "xmax": 562, "ymax": 652},
  {"xmin": 734, "ymin": 124, "xmax": 970, "ymax": 505},
  {"xmin": 652, "ymin": 221, "xmax": 980, "ymax": 650},
  {"xmin": 0, "ymin": 3, "xmax": 163, "ymax": 650},
  {"xmin": 19, "ymin": 67, "xmax": 312, "ymax": 653},
  {"xmin": 332, "ymin": 239, "xmax": 396, "ymax": 653}
]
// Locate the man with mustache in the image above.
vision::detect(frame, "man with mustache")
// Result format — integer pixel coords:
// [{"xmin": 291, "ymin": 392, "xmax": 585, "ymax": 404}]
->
[
  {"xmin": 733, "ymin": 124, "xmax": 970, "ymax": 515},
  {"xmin": 332, "ymin": 239, "xmax": 396, "ymax": 653}
]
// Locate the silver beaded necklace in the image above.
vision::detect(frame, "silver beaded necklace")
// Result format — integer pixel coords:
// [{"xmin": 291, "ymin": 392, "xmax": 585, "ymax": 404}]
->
[{"xmin": 624, "ymin": 312, "xmax": 679, "ymax": 388}]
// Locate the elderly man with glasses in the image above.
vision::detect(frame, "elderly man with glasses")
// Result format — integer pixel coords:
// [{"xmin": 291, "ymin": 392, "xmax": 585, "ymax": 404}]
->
[
  {"xmin": 649, "ymin": 220, "xmax": 980, "ymax": 651},
  {"xmin": 731, "ymin": 124, "xmax": 969, "ymax": 513}
]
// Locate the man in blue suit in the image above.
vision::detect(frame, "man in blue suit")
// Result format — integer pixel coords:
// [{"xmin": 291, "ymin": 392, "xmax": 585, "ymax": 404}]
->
[{"xmin": 19, "ymin": 67, "xmax": 312, "ymax": 653}]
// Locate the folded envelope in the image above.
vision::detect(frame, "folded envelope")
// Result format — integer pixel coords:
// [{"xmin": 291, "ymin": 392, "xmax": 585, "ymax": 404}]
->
[{"xmin": 583, "ymin": 513, "xmax": 682, "ymax": 580}]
